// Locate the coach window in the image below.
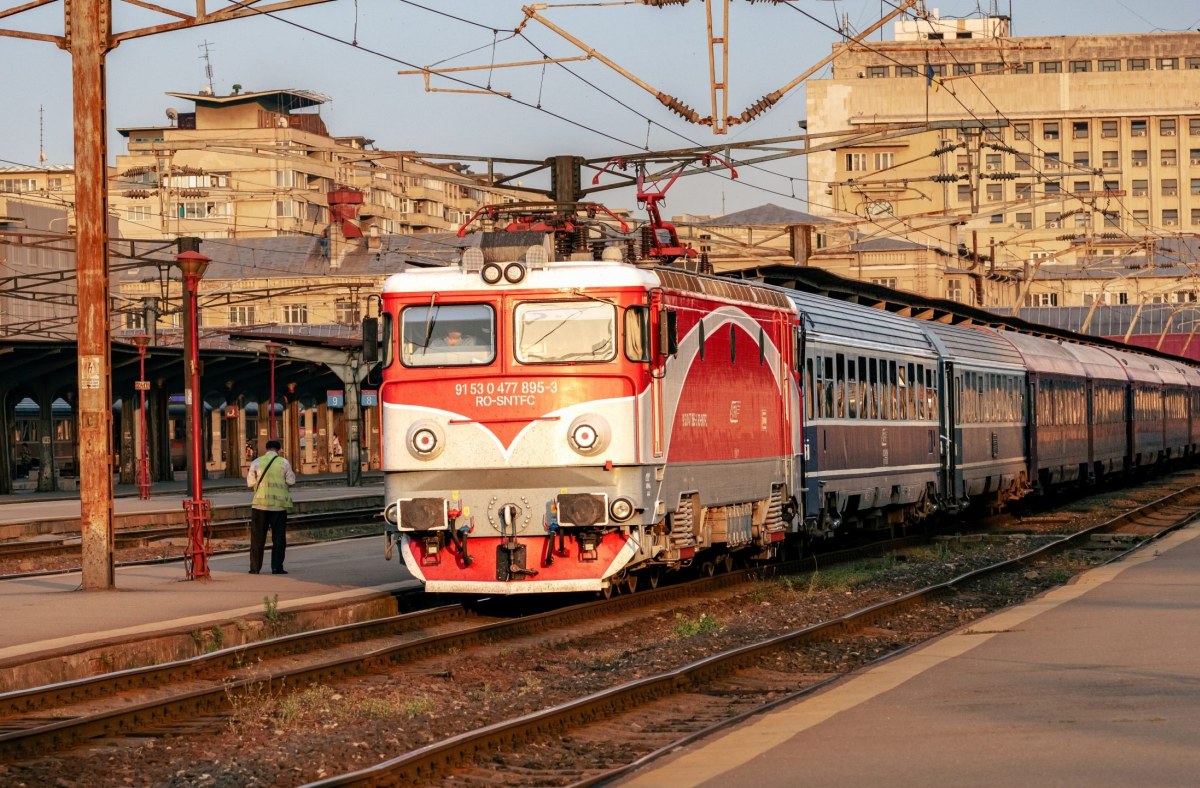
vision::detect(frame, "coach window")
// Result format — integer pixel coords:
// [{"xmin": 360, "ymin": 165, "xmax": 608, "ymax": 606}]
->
[
  {"xmin": 897, "ymin": 365, "xmax": 908, "ymax": 420},
  {"xmin": 846, "ymin": 357, "xmax": 858, "ymax": 419},
  {"xmin": 867, "ymin": 358, "xmax": 880, "ymax": 419},
  {"xmin": 380, "ymin": 310, "xmax": 395, "ymax": 369},
  {"xmin": 401, "ymin": 303, "xmax": 495, "ymax": 367},
  {"xmin": 516, "ymin": 300, "xmax": 616, "ymax": 364},
  {"xmin": 926, "ymin": 367, "xmax": 937, "ymax": 417},
  {"xmin": 835, "ymin": 354, "xmax": 846, "ymax": 418},
  {"xmin": 805, "ymin": 358, "xmax": 815, "ymax": 419},
  {"xmin": 623, "ymin": 306, "xmax": 649, "ymax": 362},
  {"xmin": 823, "ymin": 356, "xmax": 835, "ymax": 418}
]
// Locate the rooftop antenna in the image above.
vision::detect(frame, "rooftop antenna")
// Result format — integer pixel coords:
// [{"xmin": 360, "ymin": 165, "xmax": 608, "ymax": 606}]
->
[
  {"xmin": 199, "ymin": 40, "xmax": 216, "ymax": 94},
  {"xmin": 38, "ymin": 104, "xmax": 47, "ymax": 163}
]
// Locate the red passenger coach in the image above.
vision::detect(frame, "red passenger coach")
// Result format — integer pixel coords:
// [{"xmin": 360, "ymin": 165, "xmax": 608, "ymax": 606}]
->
[{"xmin": 377, "ymin": 238, "xmax": 801, "ymax": 594}]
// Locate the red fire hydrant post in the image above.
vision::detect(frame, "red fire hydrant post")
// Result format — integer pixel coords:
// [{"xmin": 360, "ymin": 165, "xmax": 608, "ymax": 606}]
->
[{"xmin": 177, "ymin": 249, "xmax": 212, "ymax": 580}]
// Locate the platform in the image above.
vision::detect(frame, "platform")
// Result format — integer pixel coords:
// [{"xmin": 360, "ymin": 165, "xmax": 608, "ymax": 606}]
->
[{"xmin": 621, "ymin": 525, "xmax": 1200, "ymax": 788}]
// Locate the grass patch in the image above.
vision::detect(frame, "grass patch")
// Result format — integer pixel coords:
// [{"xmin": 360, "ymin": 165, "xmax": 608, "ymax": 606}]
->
[{"xmin": 673, "ymin": 612, "xmax": 721, "ymax": 638}]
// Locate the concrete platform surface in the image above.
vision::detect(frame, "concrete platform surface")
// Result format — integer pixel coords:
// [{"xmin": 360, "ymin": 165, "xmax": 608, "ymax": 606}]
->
[
  {"xmin": 1, "ymin": 536, "xmax": 417, "ymax": 663},
  {"xmin": 621, "ymin": 526, "xmax": 1200, "ymax": 788}
]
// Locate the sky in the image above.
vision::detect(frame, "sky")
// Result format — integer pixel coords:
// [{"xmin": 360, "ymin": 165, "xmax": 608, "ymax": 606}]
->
[{"xmin": 0, "ymin": 0, "xmax": 1197, "ymax": 218}]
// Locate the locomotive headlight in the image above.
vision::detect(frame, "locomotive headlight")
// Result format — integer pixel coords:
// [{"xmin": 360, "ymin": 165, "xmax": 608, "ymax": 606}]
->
[
  {"xmin": 567, "ymin": 414, "xmax": 611, "ymax": 456},
  {"xmin": 609, "ymin": 497, "xmax": 635, "ymax": 522},
  {"xmin": 503, "ymin": 262, "xmax": 527, "ymax": 284},
  {"xmin": 406, "ymin": 420, "xmax": 446, "ymax": 460},
  {"xmin": 481, "ymin": 262, "xmax": 504, "ymax": 285}
]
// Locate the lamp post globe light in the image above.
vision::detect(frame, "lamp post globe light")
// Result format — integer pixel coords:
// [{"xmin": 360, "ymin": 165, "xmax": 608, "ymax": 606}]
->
[
  {"xmin": 130, "ymin": 334, "xmax": 152, "ymax": 500},
  {"xmin": 176, "ymin": 249, "xmax": 211, "ymax": 580}
]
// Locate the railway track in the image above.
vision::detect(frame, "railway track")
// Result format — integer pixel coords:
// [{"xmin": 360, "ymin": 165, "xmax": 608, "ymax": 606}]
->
[
  {"xmin": 0, "ymin": 507, "xmax": 382, "ymax": 564},
  {"xmin": 1, "ymin": 483, "xmax": 1196, "ymax": 784},
  {"xmin": 307, "ymin": 485, "xmax": 1200, "ymax": 787}
]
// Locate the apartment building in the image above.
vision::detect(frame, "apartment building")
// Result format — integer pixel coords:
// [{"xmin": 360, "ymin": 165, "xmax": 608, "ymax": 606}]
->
[
  {"xmin": 806, "ymin": 13, "xmax": 1200, "ymax": 308},
  {"xmin": 110, "ymin": 88, "xmax": 531, "ymax": 242}
]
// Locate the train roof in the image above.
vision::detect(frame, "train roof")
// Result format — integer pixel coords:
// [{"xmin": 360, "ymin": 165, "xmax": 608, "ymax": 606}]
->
[
  {"xmin": 989, "ymin": 330, "xmax": 1087, "ymax": 377},
  {"xmin": 1055, "ymin": 342, "xmax": 1129, "ymax": 383},
  {"xmin": 788, "ymin": 290, "xmax": 936, "ymax": 355},
  {"xmin": 382, "ymin": 260, "xmax": 660, "ymax": 295},
  {"xmin": 919, "ymin": 322, "xmax": 1025, "ymax": 371},
  {"xmin": 1103, "ymin": 345, "xmax": 1186, "ymax": 386}
]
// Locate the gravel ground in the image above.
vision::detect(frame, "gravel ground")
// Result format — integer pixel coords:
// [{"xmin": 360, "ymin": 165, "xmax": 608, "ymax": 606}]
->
[{"xmin": 1, "ymin": 470, "xmax": 1195, "ymax": 787}]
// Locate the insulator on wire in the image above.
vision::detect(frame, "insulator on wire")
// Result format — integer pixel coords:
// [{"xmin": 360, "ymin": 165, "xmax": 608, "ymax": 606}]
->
[
  {"xmin": 575, "ymin": 224, "xmax": 589, "ymax": 252},
  {"xmin": 656, "ymin": 93, "xmax": 701, "ymax": 123},
  {"xmin": 640, "ymin": 0, "xmax": 689, "ymax": 5},
  {"xmin": 738, "ymin": 91, "xmax": 782, "ymax": 123},
  {"xmin": 930, "ymin": 173, "xmax": 960, "ymax": 183},
  {"xmin": 554, "ymin": 232, "xmax": 574, "ymax": 259},
  {"xmin": 640, "ymin": 225, "xmax": 655, "ymax": 258}
]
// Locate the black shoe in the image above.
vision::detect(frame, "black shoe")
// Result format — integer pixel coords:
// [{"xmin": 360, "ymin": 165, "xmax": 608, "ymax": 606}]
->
[
  {"xmin": 272, "ymin": 570, "xmax": 288, "ymax": 575},
  {"xmin": 248, "ymin": 569, "xmax": 260, "ymax": 574}
]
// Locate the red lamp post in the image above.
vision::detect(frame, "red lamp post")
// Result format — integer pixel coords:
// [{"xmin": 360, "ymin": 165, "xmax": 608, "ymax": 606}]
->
[
  {"xmin": 177, "ymin": 250, "xmax": 211, "ymax": 580},
  {"xmin": 266, "ymin": 341, "xmax": 282, "ymax": 441},
  {"xmin": 131, "ymin": 334, "xmax": 152, "ymax": 500}
]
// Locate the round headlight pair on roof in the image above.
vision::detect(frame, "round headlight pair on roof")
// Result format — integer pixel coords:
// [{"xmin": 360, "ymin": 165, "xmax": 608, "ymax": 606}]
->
[{"xmin": 481, "ymin": 262, "xmax": 526, "ymax": 285}]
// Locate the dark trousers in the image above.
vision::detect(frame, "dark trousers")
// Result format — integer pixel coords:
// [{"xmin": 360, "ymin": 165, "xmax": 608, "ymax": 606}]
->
[{"xmin": 250, "ymin": 508, "xmax": 288, "ymax": 573}]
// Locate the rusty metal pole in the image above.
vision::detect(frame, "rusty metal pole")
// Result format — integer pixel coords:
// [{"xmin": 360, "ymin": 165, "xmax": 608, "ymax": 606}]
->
[
  {"xmin": 132, "ymin": 335, "xmax": 152, "ymax": 499},
  {"xmin": 72, "ymin": 0, "xmax": 116, "ymax": 591},
  {"xmin": 177, "ymin": 250, "xmax": 211, "ymax": 580}
]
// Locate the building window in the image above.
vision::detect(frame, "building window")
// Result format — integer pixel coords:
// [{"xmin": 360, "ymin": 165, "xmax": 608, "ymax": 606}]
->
[
  {"xmin": 282, "ymin": 304, "xmax": 309, "ymax": 324},
  {"xmin": 981, "ymin": 62, "xmax": 1004, "ymax": 73},
  {"xmin": 1188, "ymin": 57, "xmax": 1200, "ymax": 70},
  {"xmin": 127, "ymin": 205, "xmax": 152, "ymax": 221},
  {"xmin": 1191, "ymin": 118, "xmax": 1200, "ymax": 136},
  {"xmin": 1073, "ymin": 152, "xmax": 1090, "ymax": 168},
  {"xmin": 1131, "ymin": 150, "xmax": 1148, "ymax": 167},
  {"xmin": 1073, "ymin": 180, "xmax": 1090, "ymax": 193},
  {"xmin": 1071, "ymin": 121, "xmax": 1089, "ymax": 139},
  {"xmin": 956, "ymin": 184, "xmax": 971, "ymax": 202},
  {"xmin": 276, "ymin": 199, "xmax": 296, "ymax": 218},
  {"xmin": 986, "ymin": 183, "xmax": 1003, "ymax": 201},
  {"xmin": 1133, "ymin": 210, "xmax": 1149, "ymax": 225},
  {"xmin": 1131, "ymin": 119, "xmax": 1147, "ymax": 137},
  {"xmin": 1191, "ymin": 178, "xmax": 1200, "ymax": 196},
  {"xmin": 125, "ymin": 312, "xmax": 145, "ymax": 330},
  {"xmin": 1015, "ymin": 154, "xmax": 1032, "ymax": 171},
  {"xmin": 1014, "ymin": 122, "xmax": 1030, "ymax": 140},
  {"xmin": 1161, "ymin": 118, "xmax": 1177, "ymax": 137},
  {"xmin": 984, "ymin": 153, "xmax": 1002, "ymax": 171},
  {"xmin": 1162, "ymin": 149, "xmax": 1177, "ymax": 166},
  {"xmin": 873, "ymin": 152, "xmax": 894, "ymax": 170},
  {"xmin": 1045, "ymin": 152, "xmax": 1061, "ymax": 169},
  {"xmin": 866, "ymin": 66, "xmax": 889, "ymax": 78},
  {"xmin": 954, "ymin": 63, "xmax": 975, "ymax": 75},
  {"xmin": 1044, "ymin": 181, "xmax": 1061, "ymax": 195},
  {"xmin": 845, "ymin": 153, "xmax": 868, "ymax": 171},
  {"xmin": 335, "ymin": 300, "xmax": 360, "ymax": 325},
  {"xmin": 1158, "ymin": 58, "xmax": 1178, "ymax": 70},
  {"xmin": 1103, "ymin": 179, "xmax": 1119, "ymax": 191},
  {"xmin": 1099, "ymin": 59, "xmax": 1121, "ymax": 72},
  {"xmin": 1027, "ymin": 292, "xmax": 1059, "ymax": 306},
  {"xmin": 1012, "ymin": 62, "xmax": 1032, "ymax": 74},
  {"xmin": 1074, "ymin": 213, "xmax": 1090, "ymax": 228},
  {"xmin": 1104, "ymin": 212, "xmax": 1120, "ymax": 228},
  {"xmin": 175, "ymin": 201, "xmax": 230, "ymax": 219},
  {"xmin": 1016, "ymin": 183, "xmax": 1032, "ymax": 200},
  {"xmin": 48, "ymin": 178, "xmax": 62, "ymax": 190},
  {"xmin": 989, "ymin": 214, "xmax": 1004, "ymax": 224},
  {"xmin": 1163, "ymin": 209, "xmax": 1179, "ymax": 226},
  {"xmin": 1101, "ymin": 120, "xmax": 1118, "ymax": 138},
  {"xmin": 1039, "ymin": 61, "xmax": 1062, "ymax": 73},
  {"xmin": 870, "ymin": 278, "xmax": 897, "ymax": 288},
  {"xmin": 1192, "ymin": 148, "xmax": 1200, "ymax": 164},
  {"xmin": 1043, "ymin": 122, "xmax": 1059, "ymax": 140},
  {"xmin": 946, "ymin": 280, "xmax": 963, "ymax": 302},
  {"xmin": 1163, "ymin": 179, "xmax": 1178, "ymax": 196},
  {"xmin": 1016, "ymin": 212, "xmax": 1032, "ymax": 229},
  {"xmin": 1132, "ymin": 180, "xmax": 1148, "ymax": 196},
  {"xmin": 1192, "ymin": 209, "xmax": 1200, "ymax": 226},
  {"xmin": 1129, "ymin": 58, "xmax": 1148, "ymax": 71},
  {"xmin": 896, "ymin": 64, "xmax": 920, "ymax": 78},
  {"xmin": 1046, "ymin": 211, "xmax": 1061, "ymax": 227},
  {"xmin": 1069, "ymin": 60, "xmax": 1091, "ymax": 73},
  {"xmin": 1101, "ymin": 150, "xmax": 1119, "ymax": 168},
  {"xmin": 0, "ymin": 178, "xmax": 36, "ymax": 193},
  {"xmin": 229, "ymin": 306, "xmax": 256, "ymax": 325}
]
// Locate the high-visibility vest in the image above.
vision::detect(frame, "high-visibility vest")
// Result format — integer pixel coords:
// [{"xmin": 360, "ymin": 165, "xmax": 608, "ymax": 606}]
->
[{"xmin": 252, "ymin": 453, "xmax": 293, "ymax": 510}]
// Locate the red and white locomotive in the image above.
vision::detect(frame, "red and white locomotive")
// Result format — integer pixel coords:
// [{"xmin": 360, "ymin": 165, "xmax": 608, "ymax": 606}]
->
[
  {"xmin": 375, "ymin": 204, "xmax": 1200, "ymax": 596},
  {"xmin": 376, "ymin": 213, "xmax": 800, "ymax": 594}
]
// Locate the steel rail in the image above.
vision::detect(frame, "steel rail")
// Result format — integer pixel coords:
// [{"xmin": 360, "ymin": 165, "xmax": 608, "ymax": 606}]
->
[
  {"xmin": 0, "ymin": 538, "xmax": 923, "ymax": 759},
  {"xmin": 307, "ymin": 486, "xmax": 1200, "ymax": 787}
]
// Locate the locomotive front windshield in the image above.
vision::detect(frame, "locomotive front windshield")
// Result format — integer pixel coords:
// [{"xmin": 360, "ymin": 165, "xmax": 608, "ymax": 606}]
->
[
  {"xmin": 400, "ymin": 303, "xmax": 495, "ymax": 367},
  {"xmin": 515, "ymin": 301, "xmax": 616, "ymax": 364}
]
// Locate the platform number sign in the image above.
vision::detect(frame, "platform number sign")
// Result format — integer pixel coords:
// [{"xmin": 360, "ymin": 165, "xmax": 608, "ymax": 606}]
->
[
  {"xmin": 327, "ymin": 390, "xmax": 345, "ymax": 408},
  {"xmin": 361, "ymin": 391, "xmax": 378, "ymax": 407}
]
